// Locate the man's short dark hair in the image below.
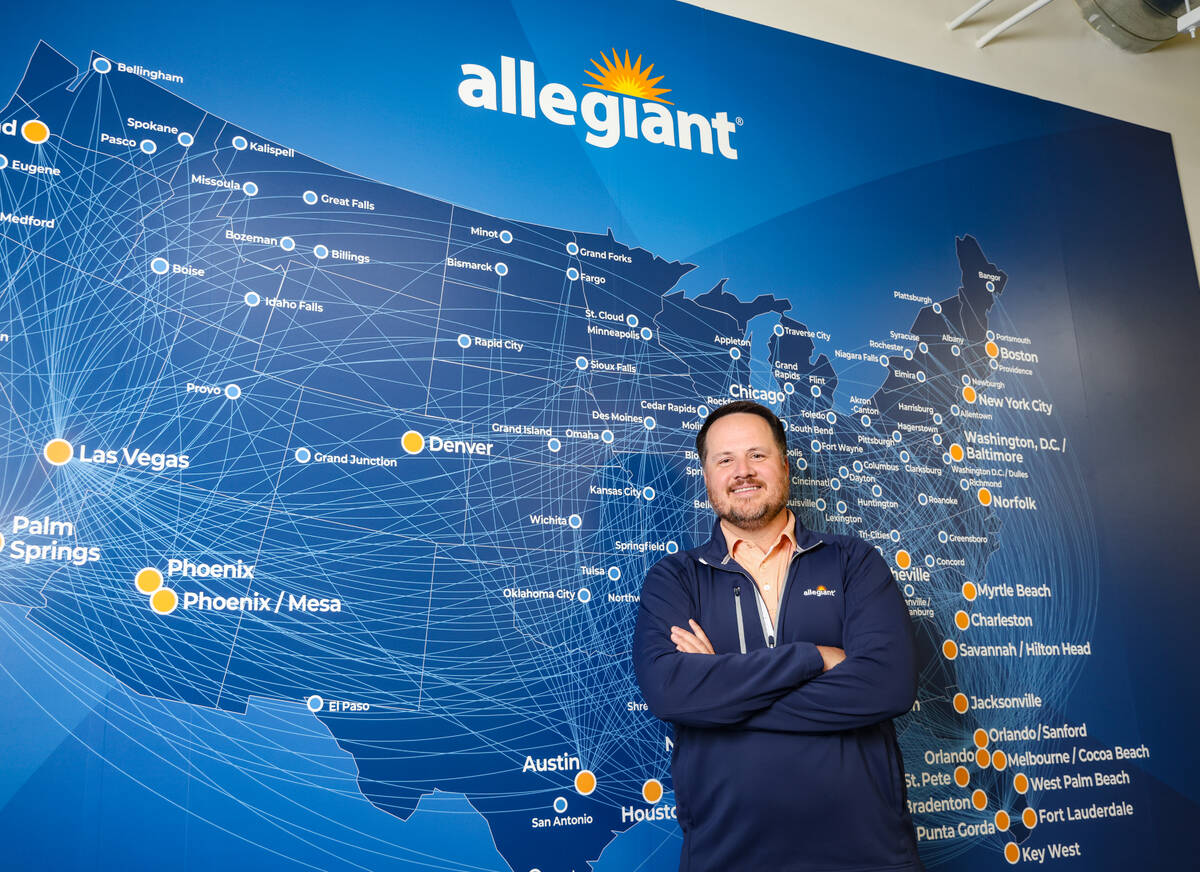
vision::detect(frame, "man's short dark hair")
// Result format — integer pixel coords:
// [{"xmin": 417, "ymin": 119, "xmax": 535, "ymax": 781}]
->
[{"xmin": 695, "ymin": 400, "xmax": 788, "ymax": 462}]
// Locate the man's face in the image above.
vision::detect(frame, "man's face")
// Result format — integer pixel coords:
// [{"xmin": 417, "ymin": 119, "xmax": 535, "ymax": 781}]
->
[{"xmin": 702, "ymin": 413, "xmax": 790, "ymax": 532}]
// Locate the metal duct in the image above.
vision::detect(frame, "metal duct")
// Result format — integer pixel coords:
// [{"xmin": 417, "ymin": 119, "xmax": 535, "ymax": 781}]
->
[{"xmin": 1074, "ymin": 0, "xmax": 1189, "ymax": 51}]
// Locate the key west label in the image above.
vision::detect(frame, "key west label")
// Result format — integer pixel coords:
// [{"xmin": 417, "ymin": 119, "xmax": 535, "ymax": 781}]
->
[{"xmin": 458, "ymin": 50, "xmax": 739, "ymax": 158}]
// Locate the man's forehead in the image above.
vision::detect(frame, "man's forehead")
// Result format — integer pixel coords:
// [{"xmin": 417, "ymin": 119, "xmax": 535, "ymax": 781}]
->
[{"xmin": 706, "ymin": 413, "xmax": 777, "ymax": 447}]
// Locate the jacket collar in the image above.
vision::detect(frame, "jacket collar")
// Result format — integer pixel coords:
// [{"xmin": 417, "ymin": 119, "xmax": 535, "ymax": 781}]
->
[{"xmin": 690, "ymin": 513, "xmax": 824, "ymax": 566}]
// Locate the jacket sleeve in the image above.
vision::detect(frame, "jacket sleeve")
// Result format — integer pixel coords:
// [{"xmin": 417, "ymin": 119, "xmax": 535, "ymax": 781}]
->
[
  {"xmin": 736, "ymin": 542, "xmax": 918, "ymax": 733},
  {"xmin": 633, "ymin": 556, "xmax": 824, "ymax": 728}
]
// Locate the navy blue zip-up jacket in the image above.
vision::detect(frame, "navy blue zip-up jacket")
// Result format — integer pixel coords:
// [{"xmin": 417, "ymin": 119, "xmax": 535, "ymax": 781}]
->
[{"xmin": 633, "ymin": 518, "xmax": 923, "ymax": 872}]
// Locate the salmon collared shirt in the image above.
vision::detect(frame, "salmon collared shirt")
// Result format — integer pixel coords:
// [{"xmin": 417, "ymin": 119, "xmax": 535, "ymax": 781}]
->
[{"xmin": 720, "ymin": 510, "xmax": 799, "ymax": 627}]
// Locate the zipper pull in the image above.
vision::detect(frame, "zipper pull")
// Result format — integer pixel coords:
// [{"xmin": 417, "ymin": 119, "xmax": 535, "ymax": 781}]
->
[
  {"xmin": 768, "ymin": 634, "xmax": 775, "ymax": 648},
  {"xmin": 734, "ymin": 586, "xmax": 741, "ymax": 597}
]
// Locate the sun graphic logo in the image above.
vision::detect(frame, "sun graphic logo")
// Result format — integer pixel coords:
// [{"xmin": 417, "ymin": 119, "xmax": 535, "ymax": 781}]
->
[
  {"xmin": 458, "ymin": 51, "xmax": 738, "ymax": 159},
  {"xmin": 584, "ymin": 50, "xmax": 673, "ymax": 105}
]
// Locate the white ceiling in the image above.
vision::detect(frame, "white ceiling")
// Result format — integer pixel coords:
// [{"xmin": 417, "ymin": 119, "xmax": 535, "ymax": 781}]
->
[{"xmin": 685, "ymin": 0, "xmax": 1200, "ymax": 269}]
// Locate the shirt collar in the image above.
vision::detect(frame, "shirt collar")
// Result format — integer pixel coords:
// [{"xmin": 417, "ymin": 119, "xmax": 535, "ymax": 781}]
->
[{"xmin": 720, "ymin": 510, "xmax": 798, "ymax": 561}]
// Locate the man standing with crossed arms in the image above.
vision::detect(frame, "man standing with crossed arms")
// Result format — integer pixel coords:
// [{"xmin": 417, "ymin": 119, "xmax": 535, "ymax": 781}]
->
[{"xmin": 633, "ymin": 400, "xmax": 924, "ymax": 871}]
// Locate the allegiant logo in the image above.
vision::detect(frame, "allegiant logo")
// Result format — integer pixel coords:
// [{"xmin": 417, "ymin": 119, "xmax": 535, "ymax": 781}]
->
[{"xmin": 457, "ymin": 50, "xmax": 739, "ymax": 159}]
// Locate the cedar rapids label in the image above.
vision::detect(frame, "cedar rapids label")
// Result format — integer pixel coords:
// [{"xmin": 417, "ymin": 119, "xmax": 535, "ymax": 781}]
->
[{"xmin": 457, "ymin": 56, "xmax": 740, "ymax": 159}]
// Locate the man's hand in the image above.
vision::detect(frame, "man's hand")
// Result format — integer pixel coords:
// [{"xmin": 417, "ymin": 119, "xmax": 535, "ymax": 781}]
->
[
  {"xmin": 671, "ymin": 619, "xmax": 715, "ymax": 655},
  {"xmin": 816, "ymin": 645, "xmax": 845, "ymax": 671}
]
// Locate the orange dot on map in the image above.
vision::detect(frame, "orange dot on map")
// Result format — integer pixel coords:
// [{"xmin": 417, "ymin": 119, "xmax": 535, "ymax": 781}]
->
[
  {"xmin": 43, "ymin": 438, "xmax": 73, "ymax": 465},
  {"xmin": 22, "ymin": 120, "xmax": 50, "ymax": 144},
  {"xmin": 949, "ymin": 443, "xmax": 964, "ymax": 462},
  {"xmin": 986, "ymin": 341, "xmax": 1000, "ymax": 358},
  {"xmin": 954, "ymin": 765, "xmax": 970, "ymax": 788},
  {"xmin": 953, "ymin": 693, "xmax": 969, "ymax": 714},
  {"xmin": 1022, "ymin": 807, "xmax": 1038, "ymax": 829},
  {"xmin": 995, "ymin": 810, "xmax": 1011, "ymax": 831},
  {"xmin": 955, "ymin": 610, "xmax": 970, "ymax": 631},
  {"xmin": 135, "ymin": 568, "xmax": 163, "ymax": 595},
  {"xmin": 977, "ymin": 487, "xmax": 993, "ymax": 507},
  {"xmin": 992, "ymin": 750, "xmax": 1008, "ymax": 770},
  {"xmin": 1005, "ymin": 842, "xmax": 1020, "ymax": 864},
  {"xmin": 895, "ymin": 550, "xmax": 911, "ymax": 570},
  {"xmin": 973, "ymin": 728, "xmax": 989, "ymax": 748},
  {"xmin": 962, "ymin": 385, "xmax": 977, "ymax": 404},
  {"xmin": 401, "ymin": 430, "xmax": 425, "ymax": 454},
  {"xmin": 942, "ymin": 640, "xmax": 958, "ymax": 660},
  {"xmin": 1014, "ymin": 773, "xmax": 1029, "ymax": 794},
  {"xmin": 642, "ymin": 779, "xmax": 663, "ymax": 804},
  {"xmin": 150, "ymin": 588, "xmax": 178, "ymax": 615},
  {"xmin": 976, "ymin": 748, "xmax": 991, "ymax": 768},
  {"xmin": 962, "ymin": 581, "xmax": 978, "ymax": 601},
  {"xmin": 574, "ymin": 769, "xmax": 596, "ymax": 796},
  {"xmin": 972, "ymin": 789, "xmax": 987, "ymax": 810}
]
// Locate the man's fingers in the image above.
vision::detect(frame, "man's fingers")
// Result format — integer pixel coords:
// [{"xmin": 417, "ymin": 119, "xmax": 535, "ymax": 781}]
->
[
  {"xmin": 688, "ymin": 619, "xmax": 716, "ymax": 654},
  {"xmin": 671, "ymin": 625, "xmax": 713, "ymax": 655},
  {"xmin": 816, "ymin": 645, "xmax": 847, "ymax": 671}
]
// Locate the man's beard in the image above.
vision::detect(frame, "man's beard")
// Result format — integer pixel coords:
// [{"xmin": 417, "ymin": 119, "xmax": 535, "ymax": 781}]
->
[{"xmin": 707, "ymin": 476, "xmax": 789, "ymax": 531}]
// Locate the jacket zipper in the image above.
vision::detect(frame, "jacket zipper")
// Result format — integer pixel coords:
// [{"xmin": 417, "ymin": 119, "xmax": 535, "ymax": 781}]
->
[
  {"xmin": 733, "ymin": 586, "xmax": 747, "ymax": 654},
  {"xmin": 701, "ymin": 557, "xmax": 755, "ymax": 654}
]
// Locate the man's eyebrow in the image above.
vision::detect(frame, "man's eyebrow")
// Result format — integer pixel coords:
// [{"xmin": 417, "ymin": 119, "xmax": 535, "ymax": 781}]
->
[{"xmin": 709, "ymin": 445, "xmax": 771, "ymax": 457}]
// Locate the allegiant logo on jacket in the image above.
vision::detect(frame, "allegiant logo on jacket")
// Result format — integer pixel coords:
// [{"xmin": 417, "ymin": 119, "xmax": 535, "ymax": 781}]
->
[{"xmin": 803, "ymin": 585, "xmax": 837, "ymax": 597}]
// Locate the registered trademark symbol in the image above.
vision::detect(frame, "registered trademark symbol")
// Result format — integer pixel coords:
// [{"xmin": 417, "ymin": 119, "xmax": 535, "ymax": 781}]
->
[{"xmin": 736, "ymin": 117, "xmax": 744, "ymax": 126}]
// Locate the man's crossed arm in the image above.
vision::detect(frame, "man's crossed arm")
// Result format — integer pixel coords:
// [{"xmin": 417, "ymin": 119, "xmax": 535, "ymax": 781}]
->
[{"xmin": 633, "ymin": 545, "xmax": 916, "ymax": 733}]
